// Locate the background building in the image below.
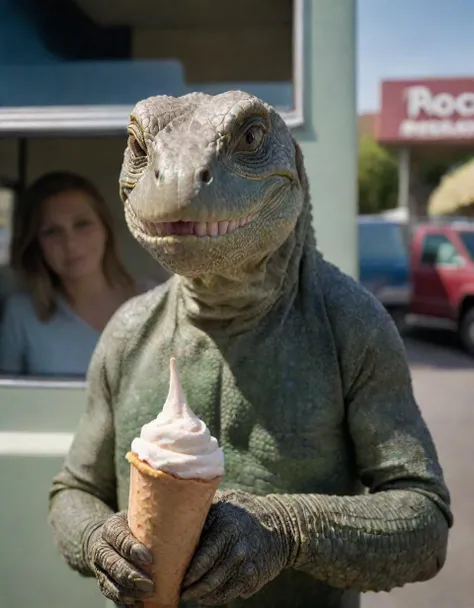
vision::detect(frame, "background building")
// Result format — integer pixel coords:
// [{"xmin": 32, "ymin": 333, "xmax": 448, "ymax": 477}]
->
[
  {"xmin": 0, "ymin": 2, "xmax": 358, "ymax": 608},
  {"xmin": 359, "ymin": 77, "xmax": 474, "ymax": 218}
]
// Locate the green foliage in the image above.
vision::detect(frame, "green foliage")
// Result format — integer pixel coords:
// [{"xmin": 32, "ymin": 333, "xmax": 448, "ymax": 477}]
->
[{"xmin": 358, "ymin": 136, "xmax": 399, "ymax": 214}]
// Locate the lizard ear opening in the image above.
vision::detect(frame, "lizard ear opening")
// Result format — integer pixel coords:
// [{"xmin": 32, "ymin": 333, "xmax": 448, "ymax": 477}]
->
[
  {"xmin": 127, "ymin": 121, "xmax": 147, "ymax": 159},
  {"xmin": 128, "ymin": 134, "xmax": 147, "ymax": 159}
]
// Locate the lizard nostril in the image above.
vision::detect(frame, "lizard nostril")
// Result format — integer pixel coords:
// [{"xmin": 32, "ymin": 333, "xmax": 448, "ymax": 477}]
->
[
  {"xmin": 154, "ymin": 169, "xmax": 160, "ymax": 181},
  {"xmin": 196, "ymin": 167, "xmax": 213, "ymax": 185}
]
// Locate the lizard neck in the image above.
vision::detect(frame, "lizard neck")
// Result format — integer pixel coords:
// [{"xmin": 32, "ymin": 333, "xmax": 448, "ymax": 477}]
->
[{"xmin": 177, "ymin": 200, "xmax": 316, "ymax": 335}]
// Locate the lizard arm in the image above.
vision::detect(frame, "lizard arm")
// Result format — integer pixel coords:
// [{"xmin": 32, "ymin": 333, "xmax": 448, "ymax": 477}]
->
[
  {"xmin": 269, "ymin": 317, "xmax": 452, "ymax": 592},
  {"xmin": 48, "ymin": 332, "xmax": 118, "ymax": 577}
]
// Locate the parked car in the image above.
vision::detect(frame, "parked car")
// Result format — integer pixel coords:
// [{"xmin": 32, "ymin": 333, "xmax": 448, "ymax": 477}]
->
[
  {"xmin": 408, "ymin": 218, "xmax": 474, "ymax": 355},
  {"xmin": 358, "ymin": 215, "xmax": 411, "ymax": 328}
]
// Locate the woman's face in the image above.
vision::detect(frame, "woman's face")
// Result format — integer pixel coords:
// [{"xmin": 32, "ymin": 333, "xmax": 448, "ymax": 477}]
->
[{"xmin": 38, "ymin": 189, "xmax": 107, "ymax": 282}]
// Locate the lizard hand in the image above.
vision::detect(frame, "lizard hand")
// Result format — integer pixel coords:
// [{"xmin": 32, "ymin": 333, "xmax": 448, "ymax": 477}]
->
[
  {"xmin": 88, "ymin": 510, "xmax": 154, "ymax": 606},
  {"xmin": 181, "ymin": 490, "xmax": 293, "ymax": 605}
]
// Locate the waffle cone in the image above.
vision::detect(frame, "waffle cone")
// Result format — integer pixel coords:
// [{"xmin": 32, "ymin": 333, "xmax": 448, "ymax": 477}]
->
[{"xmin": 126, "ymin": 451, "xmax": 222, "ymax": 608}]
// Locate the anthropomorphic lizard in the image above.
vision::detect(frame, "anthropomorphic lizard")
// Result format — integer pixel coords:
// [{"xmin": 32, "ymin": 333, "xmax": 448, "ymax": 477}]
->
[{"xmin": 48, "ymin": 91, "xmax": 452, "ymax": 608}]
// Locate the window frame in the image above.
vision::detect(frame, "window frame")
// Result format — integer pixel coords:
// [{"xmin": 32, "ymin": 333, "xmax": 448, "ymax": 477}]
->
[
  {"xmin": 420, "ymin": 232, "xmax": 465, "ymax": 268},
  {"xmin": 0, "ymin": 0, "xmax": 305, "ymax": 137},
  {"xmin": 458, "ymin": 230, "xmax": 474, "ymax": 261},
  {"xmin": 0, "ymin": 376, "xmax": 86, "ymax": 389},
  {"xmin": 0, "ymin": 185, "xmax": 15, "ymax": 268}
]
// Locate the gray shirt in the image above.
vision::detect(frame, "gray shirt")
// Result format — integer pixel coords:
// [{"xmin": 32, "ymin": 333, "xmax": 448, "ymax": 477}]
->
[{"xmin": 0, "ymin": 291, "xmax": 100, "ymax": 377}]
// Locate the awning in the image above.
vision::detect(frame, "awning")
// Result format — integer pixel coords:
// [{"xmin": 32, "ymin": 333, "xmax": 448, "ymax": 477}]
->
[{"xmin": 428, "ymin": 158, "xmax": 474, "ymax": 216}]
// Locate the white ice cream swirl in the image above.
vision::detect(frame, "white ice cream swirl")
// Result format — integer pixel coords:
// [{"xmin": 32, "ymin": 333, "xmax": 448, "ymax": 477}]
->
[{"xmin": 131, "ymin": 357, "xmax": 225, "ymax": 480}]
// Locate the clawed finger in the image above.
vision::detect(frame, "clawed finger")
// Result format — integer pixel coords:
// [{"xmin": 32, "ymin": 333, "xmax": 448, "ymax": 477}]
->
[
  {"xmin": 102, "ymin": 512, "xmax": 152, "ymax": 568},
  {"xmin": 182, "ymin": 540, "xmax": 249, "ymax": 602},
  {"xmin": 183, "ymin": 521, "xmax": 235, "ymax": 588},
  {"xmin": 95, "ymin": 564, "xmax": 147, "ymax": 606},
  {"xmin": 201, "ymin": 560, "xmax": 258, "ymax": 605},
  {"xmin": 181, "ymin": 557, "xmax": 234, "ymax": 601},
  {"xmin": 93, "ymin": 540, "xmax": 154, "ymax": 595},
  {"xmin": 183, "ymin": 546, "xmax": 219, "ymax": 590},
  {"xmin": 199, "ymin": 576, "xmax": 250, "ymax": 606}
]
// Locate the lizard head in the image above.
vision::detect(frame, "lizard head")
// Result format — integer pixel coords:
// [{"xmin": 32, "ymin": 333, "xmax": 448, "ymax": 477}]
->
[{"xmin": 119, "ymin": 90, "xmax": 307, "ymax": 277}]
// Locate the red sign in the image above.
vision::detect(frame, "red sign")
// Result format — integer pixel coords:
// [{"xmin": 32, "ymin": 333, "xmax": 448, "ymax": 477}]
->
[{"xmin": 377, "ymin": 78, "xmax": 474, "ymax": 143}]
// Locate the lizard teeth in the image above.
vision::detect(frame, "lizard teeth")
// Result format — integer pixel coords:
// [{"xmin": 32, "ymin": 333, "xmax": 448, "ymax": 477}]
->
[{"xmin": 136, "ymin": 215, "xmax": 255, "ymax": 238}]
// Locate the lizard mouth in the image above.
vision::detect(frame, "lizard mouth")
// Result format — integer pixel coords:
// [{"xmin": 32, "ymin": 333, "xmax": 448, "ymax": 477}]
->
[{"xmin": 130, "ymin": 214, "xmax": 256, "ymax": 238}]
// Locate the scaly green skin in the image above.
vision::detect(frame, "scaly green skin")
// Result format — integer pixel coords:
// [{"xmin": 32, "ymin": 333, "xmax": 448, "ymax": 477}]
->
[{"xmin": 48, "ymin": 91, "xmax": 452, "ymax": 608}]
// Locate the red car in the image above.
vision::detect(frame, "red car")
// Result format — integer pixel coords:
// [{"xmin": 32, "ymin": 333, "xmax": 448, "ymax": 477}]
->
[{"xmin": 408, "ymin": 219, "xmax": 474, "ymax": 355}]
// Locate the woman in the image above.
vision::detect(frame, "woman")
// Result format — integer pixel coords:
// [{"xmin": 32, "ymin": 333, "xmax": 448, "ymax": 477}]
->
[{"xmin": 0, "ymin": 171, "xmax": 138, "ymax": 377}]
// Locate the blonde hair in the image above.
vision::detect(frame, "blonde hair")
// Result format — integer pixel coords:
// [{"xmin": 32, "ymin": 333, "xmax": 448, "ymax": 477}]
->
[{"xmin": 10, "ymin": 171, "xmax": 135, "ymax": 320}]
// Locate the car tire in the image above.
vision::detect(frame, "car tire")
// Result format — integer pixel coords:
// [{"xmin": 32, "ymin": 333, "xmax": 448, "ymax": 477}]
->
[{"xmin": 459, "ymin": 307, "xmax": 474, "ymax": 356}]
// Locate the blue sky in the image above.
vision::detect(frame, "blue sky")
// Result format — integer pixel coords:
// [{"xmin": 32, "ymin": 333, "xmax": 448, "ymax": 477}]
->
[{"xmin": 357, "ymin": 0, "xmax": 474, "ymax": 113}]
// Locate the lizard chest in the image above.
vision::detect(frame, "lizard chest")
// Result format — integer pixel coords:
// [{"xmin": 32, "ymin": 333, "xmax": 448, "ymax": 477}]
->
[{"xmin": 114, "ymin": 315, "xmax": 355, "ymax": 499}]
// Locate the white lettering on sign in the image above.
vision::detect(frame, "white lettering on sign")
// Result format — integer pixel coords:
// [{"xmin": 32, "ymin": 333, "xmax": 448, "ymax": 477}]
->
[
  {"xmin": 399, "ymin": 118, "xmax": 474, "ymax": 139},
  {"xmin": 405, "ymin": 85, "xmax": 474, "ymax": 119}
]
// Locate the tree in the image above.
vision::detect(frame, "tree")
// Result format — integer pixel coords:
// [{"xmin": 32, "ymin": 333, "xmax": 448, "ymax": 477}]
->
[{"xmin": 358, "ymin": 136, "xmax": 399, "ymax": 214}]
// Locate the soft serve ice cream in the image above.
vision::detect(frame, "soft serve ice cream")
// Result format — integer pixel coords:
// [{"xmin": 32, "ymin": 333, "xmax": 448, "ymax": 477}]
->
[
  {"xmin": 126, "ymin": 357, "xmax": 225, "ymax": 608},
  {"xmin": 131, "ymin": 357, "xmax": 225, "ymax": 480}
]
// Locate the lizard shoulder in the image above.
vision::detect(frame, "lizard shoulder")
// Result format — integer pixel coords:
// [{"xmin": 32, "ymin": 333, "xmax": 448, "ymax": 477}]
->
[{"xmin": 316, "ymin": 258, "xmax": 403, "ymax": 393}]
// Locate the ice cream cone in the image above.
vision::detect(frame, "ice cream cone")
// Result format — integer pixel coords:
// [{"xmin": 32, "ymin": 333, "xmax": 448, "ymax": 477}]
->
[{"xmin": 126, "ymin": 451, "xmax": 223, "ymax": 608}]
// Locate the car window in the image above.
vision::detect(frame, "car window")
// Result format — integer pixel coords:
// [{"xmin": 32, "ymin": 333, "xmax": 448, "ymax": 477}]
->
[
  {"xmin": 420, "ymin": 233, "xmax": 463, "ymax": 266},
  {"xmin": 458, "ymin": 231, "xmax": 474, "ymax": 260},
  {"xmin": 358, "ymin": 221, "xmax": 408, "ymax": 261}
]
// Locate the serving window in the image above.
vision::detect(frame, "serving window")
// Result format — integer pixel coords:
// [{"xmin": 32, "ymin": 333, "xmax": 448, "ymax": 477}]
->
[
  {"xmin": 0, "ymin": 0, "xmax": 304, "ymax": 136},
  {"xmin": 0, "ymin": 0, "xmax": 305, "ymax": 384},
  {"xmin": 0, "ymin": 135, "xmax": 169, "ymax": 384}
]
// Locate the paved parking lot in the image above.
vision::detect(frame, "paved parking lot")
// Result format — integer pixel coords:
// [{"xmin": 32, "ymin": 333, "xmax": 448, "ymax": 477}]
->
[{"xmin": 363, "ymin": 328, "xmax": 474, "ymax": 608}]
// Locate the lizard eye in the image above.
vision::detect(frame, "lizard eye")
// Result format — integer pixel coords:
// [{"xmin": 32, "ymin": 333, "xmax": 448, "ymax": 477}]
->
[{"xmin": 235, "ymin": 125, "xmax": 265, "ymax": 153}]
